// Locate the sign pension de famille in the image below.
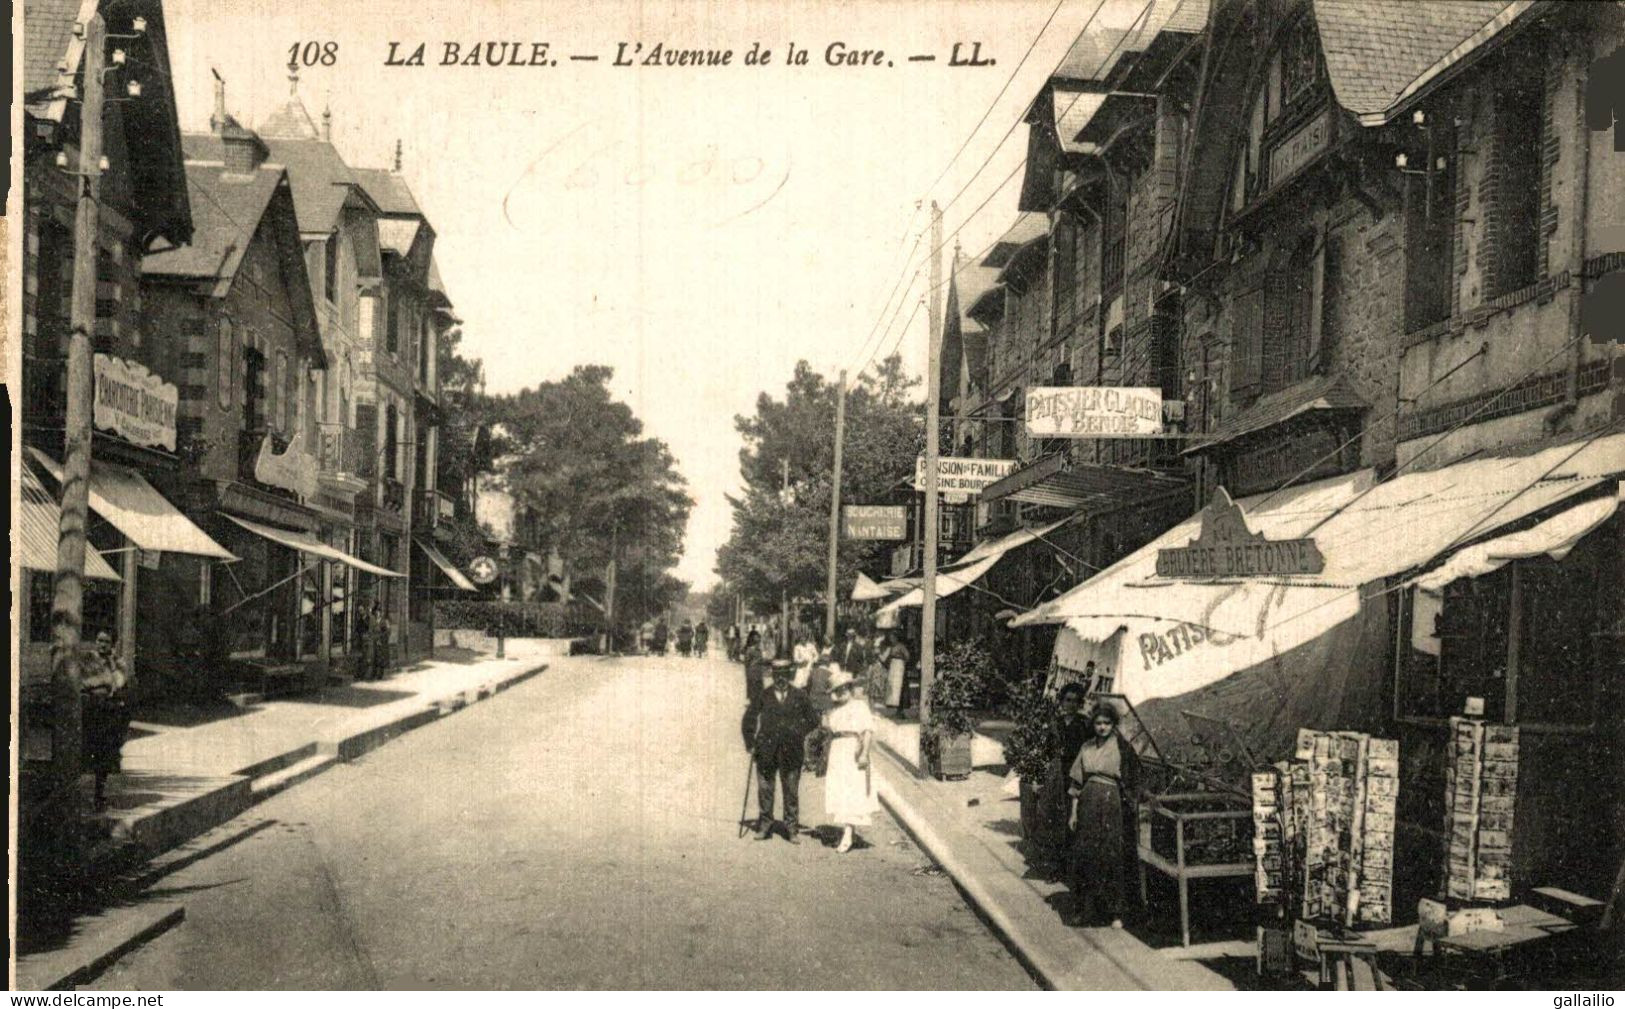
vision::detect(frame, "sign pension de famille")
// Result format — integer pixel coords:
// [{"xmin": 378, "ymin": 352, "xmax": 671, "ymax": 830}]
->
[
  {"xmin": 1155, "ymin": 487, "xmax": 1325, "ymax": 579},
  {"xmin": 1026, "ymin": 386, "xmax": 1163, "ymax": 438},
  {"xmin": 912, "ymin": 456, "xmax": 1018, "ymax": 494}
]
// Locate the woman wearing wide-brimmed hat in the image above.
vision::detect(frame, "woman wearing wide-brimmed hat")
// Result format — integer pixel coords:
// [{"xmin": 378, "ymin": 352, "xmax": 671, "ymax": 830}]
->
[{"xmin": 822, "ymin": 668, "xmax": 879, "ymax": 853}]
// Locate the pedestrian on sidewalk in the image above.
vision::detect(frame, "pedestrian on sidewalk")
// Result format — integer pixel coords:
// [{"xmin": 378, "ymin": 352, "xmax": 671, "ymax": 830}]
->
[
  {"xmin": 791, "ymin": 629, "xmax": 818, "ymax": 688},
  {"xmin": 741, "ymin": 659, "xmax": 818, "ymax": 842},
  {"xmin": 1038, "ymin": 683, "xmax": 1091, "ymax": 881},
  {"xmin": 1066, "ymin": 702, "xmax": 1143, "ymax": 928},
  {"xmin": 742, "ymin": 630, "xmax": 767, "ymax": 704},
  {"xmin": 81, "ymin": 631, "xmax": 132, "ymax": 810},
  {"xmin": 882, "ymin": 631, "xmax": 911, "ymax": 716},
  {"xmin": 373, "ymin": 605, "xmax": 392, "ymax": 680},
  {"xmin": 822, "ymin": 669, "xmax": 878, "ymax": 854}
]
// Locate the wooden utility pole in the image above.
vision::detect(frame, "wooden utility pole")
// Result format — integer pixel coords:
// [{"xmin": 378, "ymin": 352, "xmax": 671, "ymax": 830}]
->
[
  {"xmin": 781, "ymin": 456, "xmax": 792, "ymax": 657},
  {"xmin": 919, "ymin": 200, "xmax": 944, "ymax": 763},
  {"xmin": 824, "ymin": 369, "xmax": 847, "ymax": 644},
  {"xmin": 603, "ymin": 521, "xmax": 619, "ymax": 654},
  {"xmin": 49, "ymin": 13, "xmax": 106, "ymax": 801}
]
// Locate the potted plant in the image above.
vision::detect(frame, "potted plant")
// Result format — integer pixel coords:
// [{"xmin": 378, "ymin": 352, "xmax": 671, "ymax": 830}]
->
[
  {"xmin": 923, "ymin": 639, "xmax": 992, "ymax": 780},
  {"xmin": 1001, "ymin": 674, "xmax": 1057, "ymax": 840}
]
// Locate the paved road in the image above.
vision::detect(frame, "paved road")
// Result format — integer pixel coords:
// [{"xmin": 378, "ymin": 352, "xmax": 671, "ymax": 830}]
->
[{"xmin": 96, "ymin": 654, "xmax": 1035, "ymax": 989}]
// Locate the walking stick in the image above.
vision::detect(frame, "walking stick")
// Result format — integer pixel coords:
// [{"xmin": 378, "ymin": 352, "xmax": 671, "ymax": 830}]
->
[{"xmin": 738, "ymin": 752, "xmax": 757, "ymax": 838}]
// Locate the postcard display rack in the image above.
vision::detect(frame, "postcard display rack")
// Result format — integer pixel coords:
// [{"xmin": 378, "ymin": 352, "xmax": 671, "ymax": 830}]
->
[
  {"xmin": 1251, "ymin": 730, "xmax": 1399, "ymax": 929},
  {"xmin": 1443, "ymin": 717, "xmax": 1519, "ymax": 903}
]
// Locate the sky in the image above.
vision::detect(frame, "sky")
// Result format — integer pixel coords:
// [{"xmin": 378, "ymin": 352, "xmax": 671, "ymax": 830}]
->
[{"xmin": 161, "ymin": 0, "xmax": 1150, "ymax": 589}]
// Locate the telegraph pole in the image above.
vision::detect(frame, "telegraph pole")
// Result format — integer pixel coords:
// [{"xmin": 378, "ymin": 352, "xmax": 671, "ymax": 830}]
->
[
  {"xmin": 823, "ymin": 369, "xmax": 847, "ymax": 644},
  {"xmin": 919, "ymin": 201, "xmax": 944, "ymax": 763},
  {"xmin": 49, "ymin": 13, "xmax": 106, "ymax": 805},
  {"xmin": 603, "ymin": 521, "xmax": 618, "ymax": 654},
  {"xmin": 781, "ymin": 456, "xmax": 792, "ymax": 657}
]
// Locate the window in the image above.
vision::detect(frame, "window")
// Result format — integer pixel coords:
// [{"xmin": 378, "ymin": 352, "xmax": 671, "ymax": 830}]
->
[
  {"xmin": 1486, "ymin": 63, "xmax": 1543, "ymax": 298},
  {"xmin": 384, "ymin": 402, "xmax": 399, "ymax": 480},
  {"xmin": 324, "ymin": 235, "xmax": 339, "ymax": 304},
  {"xmin": 218, "ymin": 318, "xmax": 235, "ymax": 408},
  {"xmin": 1278, "ymin": 15, "xmax": 1324, "ymax": 112},
  {"xmin": 275, "ymin": 351, "xmax": 290, "ymax": 432},
  {"xmin": 1231, "ymin": 287, "xmax": 1264, "ymax": 397},
  {"xmin": 1264, "ymin": 234, "xmax": 1318, "ymax": 389},
  {"xmin": 386, "ymin": 293, "xmax": 399, "ymax": 355},
  {"xmin": 244, "ymin": 346, "xmax": 267, "ymax": 432}
]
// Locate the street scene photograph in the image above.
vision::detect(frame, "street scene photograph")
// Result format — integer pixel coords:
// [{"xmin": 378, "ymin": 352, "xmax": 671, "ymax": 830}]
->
[{"xmin": 8, "ymin": 0, "xmax": 1625, "ymax": 993}]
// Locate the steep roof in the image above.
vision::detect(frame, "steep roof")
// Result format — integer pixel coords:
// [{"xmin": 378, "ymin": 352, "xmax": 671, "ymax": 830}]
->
[
  {"xmin": 253, "ymin": 135, "xmax": 375, "ymax": 235},
  {"xmin": 25, "ymin": 0, "xmax": 192, "ymax": 245},
  {"xmin": 1054, "ymin": 0, "xmax": 1209, "ymax": 84},
  {"xmin": 352, "ymin": 168, "xmax": 423, "ymax": 216},
  {"xmin": 1314, "ymin": 0, "xmax": 1520, "ymax": 120},
  {"xmin": 140, "ymin": 148, "xmax": 283, "ymax": 285},
  {"xmin": 980, "ymin": 214, "xmax": 1049, "ymax": 270},
  {"xmin": 258, "ymin": 85, "xmax": 321, "ymax": 141}
]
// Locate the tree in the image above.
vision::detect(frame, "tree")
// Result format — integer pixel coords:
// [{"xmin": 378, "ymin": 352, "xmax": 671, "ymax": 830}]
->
[
  {"xmin": 491, "ymin": 365, "xmax": 693, "ymax": 631},
  {"xmin": 435, "ymin": 326, "xmax": 500, "ymax": 568},
  {"xmin": 716, "ymin": 353, "xmax": 922, "ymax": 623}
]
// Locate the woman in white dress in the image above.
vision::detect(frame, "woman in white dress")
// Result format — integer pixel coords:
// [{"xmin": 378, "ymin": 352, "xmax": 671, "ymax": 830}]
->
[{"xmin": 822, "ymin": 669, "xmax": 879, "ymax": 853}]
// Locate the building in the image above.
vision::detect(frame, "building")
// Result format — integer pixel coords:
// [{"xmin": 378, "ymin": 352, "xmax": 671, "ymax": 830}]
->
[{"xmin": 1005, "ymin": 0, "xmax": 1624, "ymax": 915}]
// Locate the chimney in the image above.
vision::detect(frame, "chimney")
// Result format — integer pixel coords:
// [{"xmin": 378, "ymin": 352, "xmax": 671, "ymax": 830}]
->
[
  {"xmin": 222, "ymin": 123, "xmax": 268, "ymax": 174},
  {"xmin": 210, "ymin": 68, "xmax": 226, "ymax": 134},
  {"xmin": 393, "ymin": 139, "xmax": 402, "ymax": 172},
  {"xmin": 321, "ymin": 103, "xmax": 332, "ymax": 142}
]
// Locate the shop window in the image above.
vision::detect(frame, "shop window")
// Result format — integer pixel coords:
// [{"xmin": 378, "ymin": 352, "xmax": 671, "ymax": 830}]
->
[
  {"xmin": 1514, "ymin": 546, "xmax": 1603, "ymax": 725},
  {"xmin": 217, "ymin": 318, "xmax": 235, "ymax": 408},
  {"xmin": 29, "ymin": 571, "xmax": 53, "ymax": 642}
]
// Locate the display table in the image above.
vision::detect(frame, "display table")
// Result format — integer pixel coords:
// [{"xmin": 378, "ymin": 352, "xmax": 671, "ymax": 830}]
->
[{"xmin": 1136, "ymin": 791, "xmax": 1253, "ymax": 946}]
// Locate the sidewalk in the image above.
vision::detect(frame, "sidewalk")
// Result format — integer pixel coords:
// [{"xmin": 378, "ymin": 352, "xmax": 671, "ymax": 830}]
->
[
  {"xmin": 105, "ymin": 639, "xmax": 565, "ymax": 854},
  {"xmin": 18, "ymin": 640, "xmax": 566, "ymax": 990},
  {"xmin": 868, "ymin": 709, "xmax": 1233, "ymax": 991}
]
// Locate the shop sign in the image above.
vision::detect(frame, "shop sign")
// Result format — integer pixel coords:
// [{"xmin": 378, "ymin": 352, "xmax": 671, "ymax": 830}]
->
[
  {"xmin": 912, "ymin": 456, "xmax": 1017, "ymax": 495},
  {"xmin": 1155, "ymin": 487, "xmax": 1324, "ymax": 579},
  {"xmin": 1026, "ymin": 386, "xmax": 1164, "ymax": 438},
  {"xmin": 842, "ymin": 505, "xmax": 908, "ymax": 541},
  {"xmin": 253, "ymin": 432, "xmax": 319, "ymax": 501},
  {"xmin": 890, "ymin": 543, "xmax": 915, "ymax": 577},
  {"xmin": 138, "ymin": 549, "xmax": 162, "ymax": 570},
  {"xmin": 93, "ymin": 354, "xmax": 177, "ymax": 451},
  {"xmin": 1267, "ymin": 107, "xmax": 1332, "ymax": 192},
  {"xmin": 468, "ymin": 555, "xmax": 500, "ymax": 585}
]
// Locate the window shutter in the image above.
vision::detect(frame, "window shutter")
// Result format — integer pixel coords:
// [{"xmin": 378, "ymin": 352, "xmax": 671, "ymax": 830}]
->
[
  {"xmin": 1232, "ymin": 287, "xmax": 1264, "ymax": 396},
  {"xmin": 1263, "ymin": 271, "xmax": 1293, "ymax": 390},
  {"xmin": 1314, "ymin": 238, "xmax": 1341, "ymax": 371}
]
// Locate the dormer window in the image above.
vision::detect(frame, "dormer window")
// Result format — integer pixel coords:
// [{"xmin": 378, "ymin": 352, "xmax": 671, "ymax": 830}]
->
[{"xmin": 1230, "ymin": 13, "xmax": 1330, "ymax": 213}]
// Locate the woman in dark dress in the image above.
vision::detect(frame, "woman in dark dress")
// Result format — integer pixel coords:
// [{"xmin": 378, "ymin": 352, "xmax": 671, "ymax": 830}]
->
[
  {"xmin": 81, "ymin": 631, "xmax": 132, "ymax": 810},
  {"xmin": 1066, "ymin": 702, "xmax": 1142, "ymax": 928},
  {"xmin": 1037, "ymin": 683, "xmax": 1090, "ymax": 880}
]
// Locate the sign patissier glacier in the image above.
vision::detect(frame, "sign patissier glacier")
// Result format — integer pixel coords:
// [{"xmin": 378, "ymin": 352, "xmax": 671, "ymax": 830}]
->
[{"xmin": 1025, "ymin": 386, "xmax": 1163, "ymax": 438}]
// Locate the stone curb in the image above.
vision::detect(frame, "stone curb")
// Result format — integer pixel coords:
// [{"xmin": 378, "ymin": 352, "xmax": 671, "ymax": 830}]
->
[
  {"xmin": 19, "ymin": 659, "xmax": 551, "ymax": 990},
  {"xmin": 873, "ymin": 748, "xmax": 1232, "ymax": 992}
]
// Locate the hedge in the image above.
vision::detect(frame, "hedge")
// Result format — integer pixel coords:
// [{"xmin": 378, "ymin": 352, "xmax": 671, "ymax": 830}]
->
[{"xmin": 434, "ymin": 600, "xmax": 569, "ymax": 638}]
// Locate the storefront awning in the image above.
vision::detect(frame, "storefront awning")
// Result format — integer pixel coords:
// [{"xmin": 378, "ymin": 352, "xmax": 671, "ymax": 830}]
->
[
  {"xmin": 851, "ymin": 572, "xmax": 892, "ymax": 602},
  {"xmin": 1016, "ymin": 430, "xmax": 1625, "ymax": 707},
  {"xmin": 20, "ymin": 465, "xmax": 121, "ymax": 580},
  {"xmin": 981, "ymin": 452, "xmax": 1190, "ymax": 510},
  {"xmin": 224, "ymin": 514, "xmax": 404, "ymax": 578},
  {"xmin": 1182, "ymin": 374, "xmax": 1366, "ymax": 456},
  {"xmin": 877, "ymin": 517, "xmax": 1073, "ymax": 615},
  {"xmin": 1413, "ymin": 492, "xmax": 1619, "ymax": 592},
  {"xmin": 415, "ymin": 538, "xmax": 476, "ymax": 591},
  {"xmin": 29, "ymin": 448, "xmax": 236, "ymax": 560}
]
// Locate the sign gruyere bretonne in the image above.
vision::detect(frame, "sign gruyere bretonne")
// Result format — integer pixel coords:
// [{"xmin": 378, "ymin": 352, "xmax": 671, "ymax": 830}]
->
[
  {"xmin": 912, "ymin": 456, "xmax": 1017, "ymax": 494},
  {"xmin": 1025, "ymin": 386, "xmax": 1163, "ymax": 438},
  {"xmin": 1156, "ymin": 487, "xmax": 1325, "ymax": 578}
]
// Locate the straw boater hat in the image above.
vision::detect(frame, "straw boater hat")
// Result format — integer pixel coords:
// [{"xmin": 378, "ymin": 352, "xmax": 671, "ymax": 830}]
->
[{"xmin": 826, "ymin": 667, "xmax": 856, "ymax": 694}]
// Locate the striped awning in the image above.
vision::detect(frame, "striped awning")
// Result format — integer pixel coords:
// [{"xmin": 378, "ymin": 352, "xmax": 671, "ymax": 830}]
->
[
  {"xmin": 416, "ymin": 538, "xmax": 476, "ymax": 591},
  {"xmin": 224, "ymin": 514, "xmax": 403, "ymax": 578},
  {"xmin": 19, "ymin": 466, "xmax": 121, "ymax": 580},
  {"xmin": 30, "ymin": 448, "xmax": 235, "ymax": 560}
]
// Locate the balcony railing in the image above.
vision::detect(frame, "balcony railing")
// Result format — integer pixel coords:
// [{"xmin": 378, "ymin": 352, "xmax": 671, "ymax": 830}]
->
[{"xmin": 316, "ymin": 422, "xmax": 362, "ymax": 478}]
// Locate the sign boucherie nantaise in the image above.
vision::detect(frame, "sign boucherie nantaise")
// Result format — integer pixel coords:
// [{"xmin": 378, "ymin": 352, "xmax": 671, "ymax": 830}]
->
[
  {"xmin": 913, "ymin": 456, "xmax": 1017, "ymax": 495},
  {"xmin": 94, "ymin": 353, "xmax": 178, "ymax": 451},
  {"xmin": 1025, "ymin": 386, "xmax": 1163, "ymax": 439},
  {"xmin": 842, "ymin": 504, "xmax": 908, "ymax": 541},
  {"xmin": 1156, "ymin": 487, "xmax": 1324, "ymax": 578}
]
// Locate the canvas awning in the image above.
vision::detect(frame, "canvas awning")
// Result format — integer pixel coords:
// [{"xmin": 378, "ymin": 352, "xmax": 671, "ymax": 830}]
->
[
  {"xmin": 877, "ymin": 517, "xmax": 1072, "ymax": 615},
  {"xmin": 19, "ymin": 465, "xmax": 121, "ymax": 580},
  {"xmin": 1015, "ymin": 431, "xmax": 1625, "ymax": 708},
  {"xmin": 851, "ymin": 572, "xmax": 893, "ymax": 602},
  {"xmin": 29, "ymin": 448, "xmax": 235, "ymax": 560},
  {"xmin": 224, "ymin": 514, "xmax": 404, "ymax": 577},
  {"xmin": 1413, "ymin": 492, "xmax": 1619, "ymax": 592},
  {"xmin": 416, "ymin": 538, "xmax": 476, "ymax": 591},
  {"xmin": 982, "ymin": 452, "xmax": 1190, "ymax": 510}
]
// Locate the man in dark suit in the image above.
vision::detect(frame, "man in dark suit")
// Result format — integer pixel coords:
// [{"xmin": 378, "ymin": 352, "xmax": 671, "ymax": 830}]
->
[{"xmin": 741, "ymin": 659, "xmax": 818, "ymax": 842}]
